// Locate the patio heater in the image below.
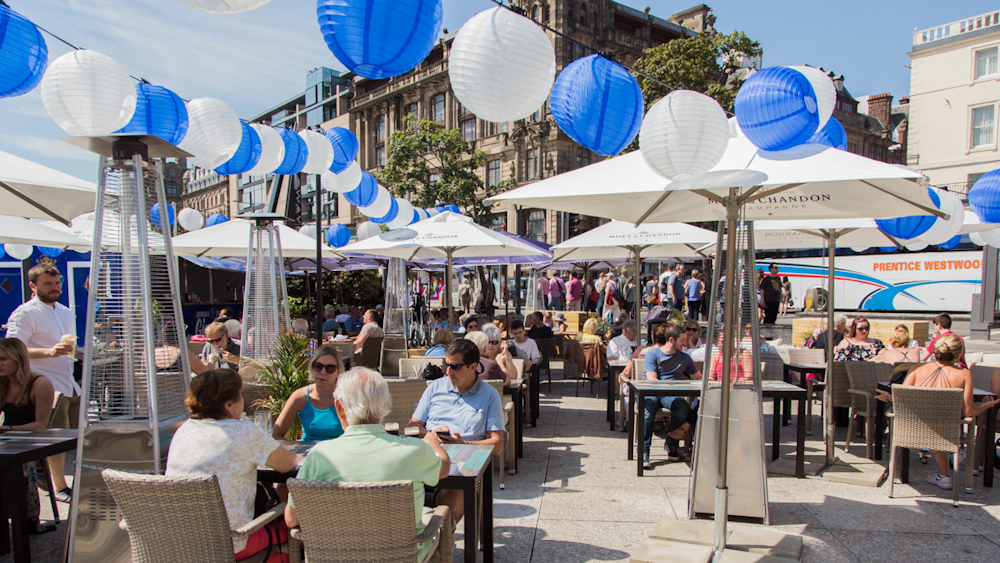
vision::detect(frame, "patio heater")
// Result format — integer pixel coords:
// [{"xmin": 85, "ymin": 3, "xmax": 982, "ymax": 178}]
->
[
  {"xmin": 241, "ymin": 213, "xmax": 292, "ymax": 363},
  {"xmin": 66, "ymin": 136, "xmax": 192, "ymax": 563},
  {"xmin": 688, "ymin": 203, "xmax": 770, "ymax": 533},
  {"xmin": 523, "ymin": 268, "xmax": 542, "ymax": 313},
  {"xmin": 380, "ymin": 257, "xmax": 409, "ymax": 376}
]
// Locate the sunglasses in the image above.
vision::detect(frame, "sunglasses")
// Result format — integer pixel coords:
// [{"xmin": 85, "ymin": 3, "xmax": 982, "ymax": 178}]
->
[
  {"xmin": 856, "ymin": 326, "xmax": 870, "ymax": 332},
  {"xmin": 445, "ymin": 362, "xmax": 472, "ymax": 371},
  {"xmin": 467, "ymin": 325, "xmax": 479, "ymax": 330},
  {"xmin": 488, "ymin": 340, "xmax": 500, "ymax": 345},
  {"xmin": 686, "ymin": 327, "xmax": 699, "ymax": 332},
  {"xmin": 207, "ymin": 336, "xmax": 225, "ymax": 344},
  {"xmin": 311, "ymin": 362, "xmax": 339, "ymax": 374}
]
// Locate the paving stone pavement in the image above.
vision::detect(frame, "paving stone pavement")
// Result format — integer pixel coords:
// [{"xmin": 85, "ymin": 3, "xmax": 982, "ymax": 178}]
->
[{"xmin": 7, "ymin": 366, "xmax": 999, "ymax": 563}]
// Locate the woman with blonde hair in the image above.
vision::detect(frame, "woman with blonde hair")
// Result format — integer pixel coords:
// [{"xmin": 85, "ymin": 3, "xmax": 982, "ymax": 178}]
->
[
  {"xmin": 272, "ymin": 344, "xmax": 346, "ymax": 442},
  {"xmin": 873, "ymin": 324, "xmax": 920, "ymax": 364},
  {"xmin": 424, "ymin": 328, "xmax": 454, "ymax": 357},
  {"xmin": 877, "ymin": 335, "xmax": 1000, "ymax": 489},
  {"xmin": 576, "ymin": 317, "xmax": 604, "ymax": 343}
]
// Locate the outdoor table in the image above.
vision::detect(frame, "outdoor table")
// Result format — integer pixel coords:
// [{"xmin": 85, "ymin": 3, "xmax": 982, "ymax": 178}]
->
[
  {"xmin": 407, "ymin": 348, "xmax": 428, "ymax": 358},
  {"xmin": 0, "ymin": 429, "xmax": 78, "ymax": 563},
  {"xmin": 257, "ymin": 441, "xmax": 494, "ymax": 563},
  {"xmin": 625, "ymin": 380, "xmax": 806, "ymax": 478},
  {"xmin": 874, "ymin": 381, "xmax": 997, "ymax": 487},
  {"xmin": 607, "ymin": 359, "xmax": 629, "ymax": 431},
  {"xmin": 782, "ymin": 362, "xmax": 825, "ymax": 426}
]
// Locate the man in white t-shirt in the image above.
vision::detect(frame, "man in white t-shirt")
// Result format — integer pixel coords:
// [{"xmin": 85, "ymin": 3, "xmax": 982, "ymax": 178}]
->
[
  {"xmin": 658, "ymin": 265, "xmax": 674, "ymax": 308},
  {"xmin": 6, "ymin": 263, "xmax": 80, "ymax": 502},
  {"xmin": 506, "ymin": 319, "xmax": 541, "ymax": 371},
  {"xmin": 354, "ymin": 309, "xmax": 385, "ymax": 354},
  {"xmin": 608, "ymin": 320, "xmax": 638, "ymax": 360}
]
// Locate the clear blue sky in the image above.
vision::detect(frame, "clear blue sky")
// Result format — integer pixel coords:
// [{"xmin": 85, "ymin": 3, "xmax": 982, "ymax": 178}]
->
[{"xmin": 3, "ymin": 0, "xmax": 997, "ymax": 183}]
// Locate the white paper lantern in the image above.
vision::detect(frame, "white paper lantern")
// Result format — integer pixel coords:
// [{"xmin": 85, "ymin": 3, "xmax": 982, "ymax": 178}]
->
[
  {"xmin": 321, "ymin": 160, "xmax": 362, "ymax": 193},
  {"xmin": 919, "ymin": 189, "xmax": 964, "ymax": 245},
  {"xmin": 246, "ymin": 124, "xmax": 285, "ymax": 176},
  {"xmin": 639, "ymin": 90, "xmax": 730, "ymax": 181},
  {"xmin": 359, "ymin": 185, "xmax": 394, "ymax": 218},
  {"xmin": 449, "ymin": 7, "xmax": 556, "ymax": 122},
  {"xmin": 40, "ymin": 50, "xmax": 137, "ymax": 136},
  {"xmin": 426, "ymin": 208, "xmax": 440, "ymax": 217},
  {"xmin": 179, "ymin": 98, "xmax": 242, "ymax": 169},
  {"xmin": 728, "ymin": 116, "xmax": 743, "ymax": 138},
  {"xmin": 386, "ymin": 197, "xmax": 414, "ymax": 230},
  {"xmin": 849, "ymin": 246, "xmax": 869, "ymax": 253},
  {"xmin": 299, "ymin": 129, "xmax": 334, "ymax": 174},
  {"xmin": 979, "ymin": 229, "xmax": 1000, "ymax": 248},
  {"xmin": 178, "ymin": 0, "xmax": 271, "ymax": 13},
  {"xmin": 5, "ymin": 244, "xmax": 33, "ymax": 260},
  {"xmin": 298, "ymin": 225, "xmax": 318, "ymax": 239},
  {"xmin": 789, "ymin": 65, "xmax": 835, "ymax": 129},
  {"xmin": 177, "ymin": 208, "xmax": 204, "ymax": 231},
  {"xmin": 905, "ymin": 241, "xmax": 928, "ymax": 251},
  {"xmin": 357, "ymin": 221, "xmax": 382, "ymax": 240},
  {"xmin": 970, "ymin": 232, "xmax": 988, "ymax": 247}
]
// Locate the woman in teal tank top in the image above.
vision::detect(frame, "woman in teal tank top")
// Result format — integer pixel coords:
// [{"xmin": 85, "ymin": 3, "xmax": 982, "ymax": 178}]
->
[{"xmin": 272, "ymin": 344, "xmax": 345, "ymax": 441}]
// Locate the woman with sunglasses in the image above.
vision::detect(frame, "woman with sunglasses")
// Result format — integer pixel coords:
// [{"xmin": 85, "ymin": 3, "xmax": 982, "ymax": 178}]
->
[
  {"xmin": 272, "ymin": 344, "xmax": 346, "ymax": 441},
  {"xmin": 833, "ymin": 316, "xmax": 885, "ymax": 362}
]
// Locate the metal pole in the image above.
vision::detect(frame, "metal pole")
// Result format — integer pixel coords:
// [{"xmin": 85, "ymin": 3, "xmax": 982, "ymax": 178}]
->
[
  {"xmin": 445, "ymin": 248, "xmax": 455, "ymax": 333},
  {"xmin": 713, "ymin": 190, "xmax": 740, "ymax": 559},
  {"xmin": 633, "ymin": 247, "xmax": 642, "ymax": 344},
  {"xmin": 315, "ymin": 175, "xmax": 323, "ymax": 345},
  {"xmin": 825, "ymin": 231, "xmax": 838, "ymax": 465}
]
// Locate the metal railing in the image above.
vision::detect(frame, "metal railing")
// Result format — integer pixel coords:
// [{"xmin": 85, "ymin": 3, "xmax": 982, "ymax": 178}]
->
[{"xmin": 914, "ymin": 10, "xmax": 1000, "ymax": 46}]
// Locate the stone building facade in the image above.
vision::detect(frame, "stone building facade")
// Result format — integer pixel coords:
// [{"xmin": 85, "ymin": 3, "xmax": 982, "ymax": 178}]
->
[{"xmin": 180, "ymin": 166, "xmax": 236, "ymax": 219}]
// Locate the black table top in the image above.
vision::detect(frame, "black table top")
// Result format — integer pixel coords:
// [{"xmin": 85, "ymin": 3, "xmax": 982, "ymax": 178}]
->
[{"xmin": 0, "ymin": 429, "xmax": 77, "ymax": 464}]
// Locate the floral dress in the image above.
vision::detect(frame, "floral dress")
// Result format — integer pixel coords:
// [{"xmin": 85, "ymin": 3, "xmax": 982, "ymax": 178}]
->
[{"xmin": 834, "ymin": 339, "xmax": 886, "ymax": 362}]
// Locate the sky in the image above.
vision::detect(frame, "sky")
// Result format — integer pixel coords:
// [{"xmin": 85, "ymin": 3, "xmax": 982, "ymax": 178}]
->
[{"xmin": 3, "ymin": 0, "xmax": 998, "ymax": 183}]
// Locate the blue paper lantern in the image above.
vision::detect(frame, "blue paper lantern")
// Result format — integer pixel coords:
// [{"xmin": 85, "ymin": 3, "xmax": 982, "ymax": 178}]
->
[
  {"xmin": 115, "ymin": 83, "xmax": 189, "ymax": 145},
  {"xmin": 879, "ymin": 246, "xmax": 897, "ymax": 253},
  {"xmin": 808, "ymin": 116, "xmax": 847, "ymax": 150},
  {"xmin": 344, "ymin": 172, "xmax": 378, "ymax": 207},
  {"xmin": 968, "ymin": 169, "xmax": 1000, "ymax": 223},
  {"xmin": 324, "ymin": 127, "xmax": 359, "ymax": 173},
  {"xmin": 149, "ymin": 203, "xmax": 175, "ymax": 228},
  {"xmin": 939, "ymin": 235, "xmax": 961, "ymax": 250},
  {"xmin": 550, "ymin": 54, "xmax": 643, "ymax": 156},
  {"xmin": 735, "ymin": 66, "xmax": 820, "ymax": 151},
  {"xmin": 38, "ymin": 246, "xmax": 63, "ymax": 258},
  {"xmin": 206, "ymin": 213, "xmax": 229, "ymax": 227},
  {"xmin": 326, "ymin": 224, "xmax": 351, "ymax": 247},
  {"xmin": 370, "ymin": 197, "xmax": 399, "ymax": 224},
  {"xmin": 0, "ymin": 6, "xmax": 47, "ymax": 98},
  {"xmin": 273, "ymin": 127, "xmax": 308, "ymax": 175},
  {"xmin": 316, "ymin": 0, "xmax": 442, "ymax": 80},
  {"xmin": 875, "ymin": 188, "xmax": 941, "ymax": 240},
  {"xmin": 215, "ymin": 121, "xmax": 262, "ymax": 175},
  {"xmin": 0, "ymin": 245, "xmax": 5, "ymax": 260},
  {"xmin": 444, "ymin": 204, "xmax": 461, "ymax": 214},
  {"xmin": 434, "ymin": 206, "xmax": 447, "ymax": 213}
]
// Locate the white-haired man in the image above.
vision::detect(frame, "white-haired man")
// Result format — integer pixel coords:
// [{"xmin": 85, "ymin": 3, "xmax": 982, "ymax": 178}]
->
[{"xmin": 285, "ymin": 367, "xmax": 450, "ymax": 562}]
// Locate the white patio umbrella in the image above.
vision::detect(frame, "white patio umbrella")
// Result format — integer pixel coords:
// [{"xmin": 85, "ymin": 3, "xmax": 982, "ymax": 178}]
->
[
  {"xmin": 343, "ymin": 211, "xmax": 550, "ymax": 330},
  {"xmin": 0, "ymin": 150, "xmax": 97, "ymax": 225},
  {"xmin": 170, "ymin": 218, "xmax": 341, "ymax": 259},
  {"xmin": 551, "ymin": 221, "xmax": 717, "ymax": 340},
  {"xmin": 0, "ymin": 216, "xmax": 91, "ymax": 250},
  {"xmin": 42, "ymin": 210, "xmax": 166, "ymax": 250}
]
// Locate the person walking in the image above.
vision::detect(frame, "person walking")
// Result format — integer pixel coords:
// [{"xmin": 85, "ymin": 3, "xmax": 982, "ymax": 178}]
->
[
  {"xmin": 780, "ymin": 275, "xmax": 792, "ymax": 317},
  {"xmin": 623, "ymin": 275, "xmax": 637, "ymax": 321},
  {"xmin": 759, "ymin": 264, "xmax": 782, "ymax": 324},
  {"xmin": 566, "ymin": 272, "xmax": 583, "ymax": 311},
  {"xmin": 547, "ymin": 271, "xmax": 566, "ymax": 311},
  {"xmin": 684, "ymin": 271, "xmax": 704, "ymax": 321},
  {"xmin": 669, "ymin": 264, "xmax": 686, "ymax": 315}
]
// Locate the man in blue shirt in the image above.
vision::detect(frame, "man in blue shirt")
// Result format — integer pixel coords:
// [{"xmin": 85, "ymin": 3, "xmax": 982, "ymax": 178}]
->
[
  {"xmin": 410, "ymin": 338, "xmax": 504, "ymax": 521},
  {"xmin": 344, "ymin": 307, "xmax": 364, "ymax": 335},
  {"xmin": 321, "ymin": 307, "xmax": 340, "ymax": 333},
  {"xmin": 642, "ymin": 323, "xmax": 702, "ymax": 469}
]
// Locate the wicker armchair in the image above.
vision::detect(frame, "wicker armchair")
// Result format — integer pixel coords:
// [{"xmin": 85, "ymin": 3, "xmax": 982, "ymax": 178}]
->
[
  {"xmin": 760, "ymin": 352, "xmax": 785, "ymax": 381},
  {"xmin": 630, "ymin": 358, "xmax": 676, "ymax": 445},
  {"xmin": 35, "ymin": 392, "xmax": 66, "ymax": 524},
  {"xmin": 328, "ymin": 341, "xmax": 355, "ymax": 368},
  {"xmin": 887, "ymin": 385, "xmax": 975, "ymax": 506},
  {"xmin": 384, "ymin": 379, "xmax": 427, "ymax": 428},
  {"xmin": 845, "ymin": 362, "xmax": 894, "ymax": 459},
  {"xmin": 786, "ymin": 348, "xmax": 825, "ymax": 433},
  {"xmin": 286, "ymin": 479, "xmax": 452, "ymax": 563},
  {"xmin": 486, "ymin": 379, "xmax": 513, "ymax": 489},
  {"xmin": 358, "ymin": 336, "xmax": 384, "ymax": 369},
  {"xmin": 970, "ymin": 365, "xmax": 996, "ymax": 392},
  {"xmin": 535, "ymin": 337, "xmax": 557, "ymax": 390},
  {"xmin": 398, "ymin": 357, "xmax": 445, "ymax": 380},
  {"xmin": 102, "ymin": 469, "xmax": 297, "ymax": 563}
]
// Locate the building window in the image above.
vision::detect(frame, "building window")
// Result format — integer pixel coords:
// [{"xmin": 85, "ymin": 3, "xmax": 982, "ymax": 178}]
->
[
  {"xmin": 491, "ymin": 215, "xmax": 507, "ymax": 232},
  {"xmin": 975, "ymin": 47, "xmax": 998, "ymax": 79},
  {"xmin": 525, "ymin": 210, "xmax": 546, "ymax": 243},
  {"xmin": 376, "ymin": 145, "xmax": 386, "ymax": 166},
  {"xmin": 488, "ymin": 121, "xmax": 507, "ymax": 136},
  {"xmin": 487, "ymin": 160, "xmax": 501, "ymax": 186},
  {"xmin": 576, "ymin": 147, "xmax": 590, "ymax": 168},
  {"xmin": 968, "ymin": 172, "xmax": 986, "ymax": 188},
  {"xmin": 429, "ymin": 173, "xmax": 439, "ymax": 185},
  {"xmin": 532, "ymin": 5, "xmax": 540, "ymax": 21},
  {"xmin": 431, "ymin": 93, "xmax": 445, "ymax": 123},
  {"xmin": 461, "ymin": 118, "xmax": 476, "ymax": 141},
  {"xmin": 971, "ymin": 105, "xmax": 996, "ymax": 148},
  {"xmin": 405, "ymin": 102, "xmax": 418, "ymax": 118},
  {"xmin": 526, "ymin": 149, "xmax": 538, "ymax": 180},
  {"xmin": 374, "ymin": 114, "xmax": 386, "ymax": 143}
]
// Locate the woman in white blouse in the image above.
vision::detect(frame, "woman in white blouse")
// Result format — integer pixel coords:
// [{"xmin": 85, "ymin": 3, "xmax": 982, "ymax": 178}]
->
[{"xmin": 166, "ymin": 369, "xmax": 297, "ymax": 561}]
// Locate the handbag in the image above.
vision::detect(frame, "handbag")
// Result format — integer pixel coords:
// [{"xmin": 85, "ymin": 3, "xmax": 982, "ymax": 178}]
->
[{"xmin": 421, "ymin": 364, "xmax": 445, "ymax": 380}]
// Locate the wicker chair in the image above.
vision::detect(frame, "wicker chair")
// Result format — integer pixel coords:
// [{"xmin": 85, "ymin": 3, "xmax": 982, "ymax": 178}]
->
[
  {"xmin": 358, "ymin": 336, "xmax": 384, "ymax": 370},
  {"xmin": 102, "ymin": 469, "xmax": 296, "ymax": 563},
  {"xmin": 887, "ymin": 385, "xmax": 975, "ymax": 506},
  {"xmin": 845, "ymin": 362, "xmax": 894, "ymax": 459},
  {"xmin": 398, "ymin": 357, "xmax": 445, "ymax": 380},
  {"xmin": 328, "ymin": 341, "xmax": 355, "ymax": 368},
  {"xmin": 486, "ymin": 379, "xmax": 514, "ymax": 489},
  {"xmin": 970, "ymin": 364, "xmax": 997, "ymax": 392},
  {"xmin": 286, "ymin": 479, "xmax": 452, "ymax": 563},
  {"xmin": 241, "ymin": 381, "xmax": 270, "ymax": 417},
  {"xmin": 968, "ymin": 365, "xmax": 997, "ymax": 470},
  {"xmin": 384, "ymin": 379, "xmax": 427, "ymax": 428},
  {"xmin": 629, "ymin": 358, "xmax": 679, "ymax": 448},
  {"xmin": 786, "ymin": 348, "xmax": 826, "ymax": 433},
  {"xmin": 760, "ymin": 352, "xmax": 785, "ymax": 381},
  {"xmin": 564, "ymin": 341, "xmax": 604, "ymax": 397},
  {"xmin": 535, "ymin": 337, "xmax": 557, "ymax": 390},
  {"xmin": 34, "ymin": 392, "xmax": 66, "ymax": 524}
]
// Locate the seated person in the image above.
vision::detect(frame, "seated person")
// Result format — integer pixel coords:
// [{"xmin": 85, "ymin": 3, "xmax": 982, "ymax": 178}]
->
[
  {"xmin": 543, "ymin": 312, "xmax": 554, "ymax": 328},
  {"xmin": 344, "ymin": 307, "xmax": 364, "ymax": 336},
  {"xmin": 462, "ymin": 315, "xmax": 480, "ymax": 333},
  {"xmin": 482, "ymin": 324, "xmax": 518, "ymax": 383},
  {"xmin": 200, "ymin": 321, "xmax": 241, "ymax": 370},
  {"xmin": 834, "ymin": 316, "xmax": 885, "ymax": 362},
  {"xmin": 409, "ymin": 339, "xmax": 504, "ymax": 521},
  {"xmin": 321, "ymin": 307, "xmax": 340, "ymax": 334},
  {"xmin": 353, "ymin": 309, "xmax": 385, "ymax": 354},
  {"xmin": 291, "ymin": 318, "xmax": 309, "ymax": 336},
  {"xmin": 575, "ymin": 318, "xmax": 604, "ymax": 344},
  {"xmin": 225, "ymin": 319, "xmax": 243, "ymax": 341},
  {"xmin": 284, "ymin": 367, "xmax": 450, "ymax": 562},
  {"xmin": 873, "ymin": 324, "xmax": 921, "ymax": 364},
  {"xmin": 166, "ymin": 369, "xmax": 297, "ymax": 562},
  {"xmin": 527, "ymin": 311, "xmax": 554, "ymax": 340},
  {"xmin": 507, "ymin": 320, "xmax": 541, "ymax": 372},
  {"xmin": 424, "ymin": 328, "xmax": 454, "ymax": 357},
  {"xmin": 642, "ymin": 324, "xmax": 702, "ymax": 469},
  {"xmin": 0, "ymin": 337, "xmax": 57, "ymax": 534},
  {"xmin": 876, "ymin": 335, "xmax": 999, "ymax": 490},
  {"xmin": 551, "ymin": 312, "xmax": 567, "ymax": 335},
  {"xmin": 607, "ymin": 320, "xmax": 638, "ymax": 360},
  {"xmin": 465, "ymin": 330, "xmax": 512, "ymax": 386},
  {"xmin": 272, "ymin": 345, "xmax": 345, "ymax": 442}
]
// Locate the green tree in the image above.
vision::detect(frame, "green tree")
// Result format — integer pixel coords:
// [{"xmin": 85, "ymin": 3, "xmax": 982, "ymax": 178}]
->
[
  {"xmin": 631, "ymin": 30, "xmax": 763, "ymax": 114},
  {"xmin": 286, "ymin": 270, "xmax": 384, "ymax": 318},
  {"xmin": 378, "ymin": 114, "xmax": 516, "ymax": 226}
]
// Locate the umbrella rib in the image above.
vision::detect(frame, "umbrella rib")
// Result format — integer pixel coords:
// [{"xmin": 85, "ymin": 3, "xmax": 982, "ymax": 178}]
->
[
  {"xmin": 693, "ymin": 189, "xmax": 725, "ymax": 204},
  {"xmin": 634, "ymin": 190, "xmax": 675, "ymax": 226},
  {"xmin": 861, "ymin": 180, "xmax": 946, "ymax": 218},
  {"xmin": 739, "ymin": 183, "xmax": 803, "ymax": 204},
  {"xmin": 0, "ymin": 180, "xmax": 70, "ymax": 225},
  {"xmin": 684, "ymin": 243, "xmax": 708, "ymax": 257}
]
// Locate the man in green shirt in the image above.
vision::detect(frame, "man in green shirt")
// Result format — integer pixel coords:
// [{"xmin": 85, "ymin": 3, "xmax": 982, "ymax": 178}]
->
[{"xmin": 285, "ymin": 367, "xmax": 451, "ymax": 561}]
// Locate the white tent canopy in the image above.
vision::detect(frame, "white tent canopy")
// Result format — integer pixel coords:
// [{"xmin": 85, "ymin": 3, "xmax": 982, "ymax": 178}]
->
[
  {"xmin": 551, "ymin": 221, "xmax": 717, "ymax": 262},
  {"xmin": 171, "ymin": 218, "xmax": 340, "ymax": 258},
  {"xmin": 0, "ymin": 216, "xmax": 92, "ymax": 250},
  {"xmin": 0, "ymin": 150, "xmax": 97, "ymax": 225},
  {"xmin": 488, "ymin": 137, "xmax": 936, "ymax": 224}
]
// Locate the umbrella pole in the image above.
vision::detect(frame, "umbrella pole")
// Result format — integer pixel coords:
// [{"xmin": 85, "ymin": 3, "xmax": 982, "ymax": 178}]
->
[
  {"xmin": 634, "ymin": 248, "xmax": 642, "ymax": 344},
  {"xmin": 825, "ymin": 231, "xmax": 838, "ymax": 466},
  {"xmin": 314, "ymin": 178, "xmax": 323, "ymax": 345},
  {"xmin": 714, "ymin": 190, "xmax": 740, "ymax": 559},
  {"xmin": 446, "ymin": 248, "xmax": 455, "ymax": 333}
]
